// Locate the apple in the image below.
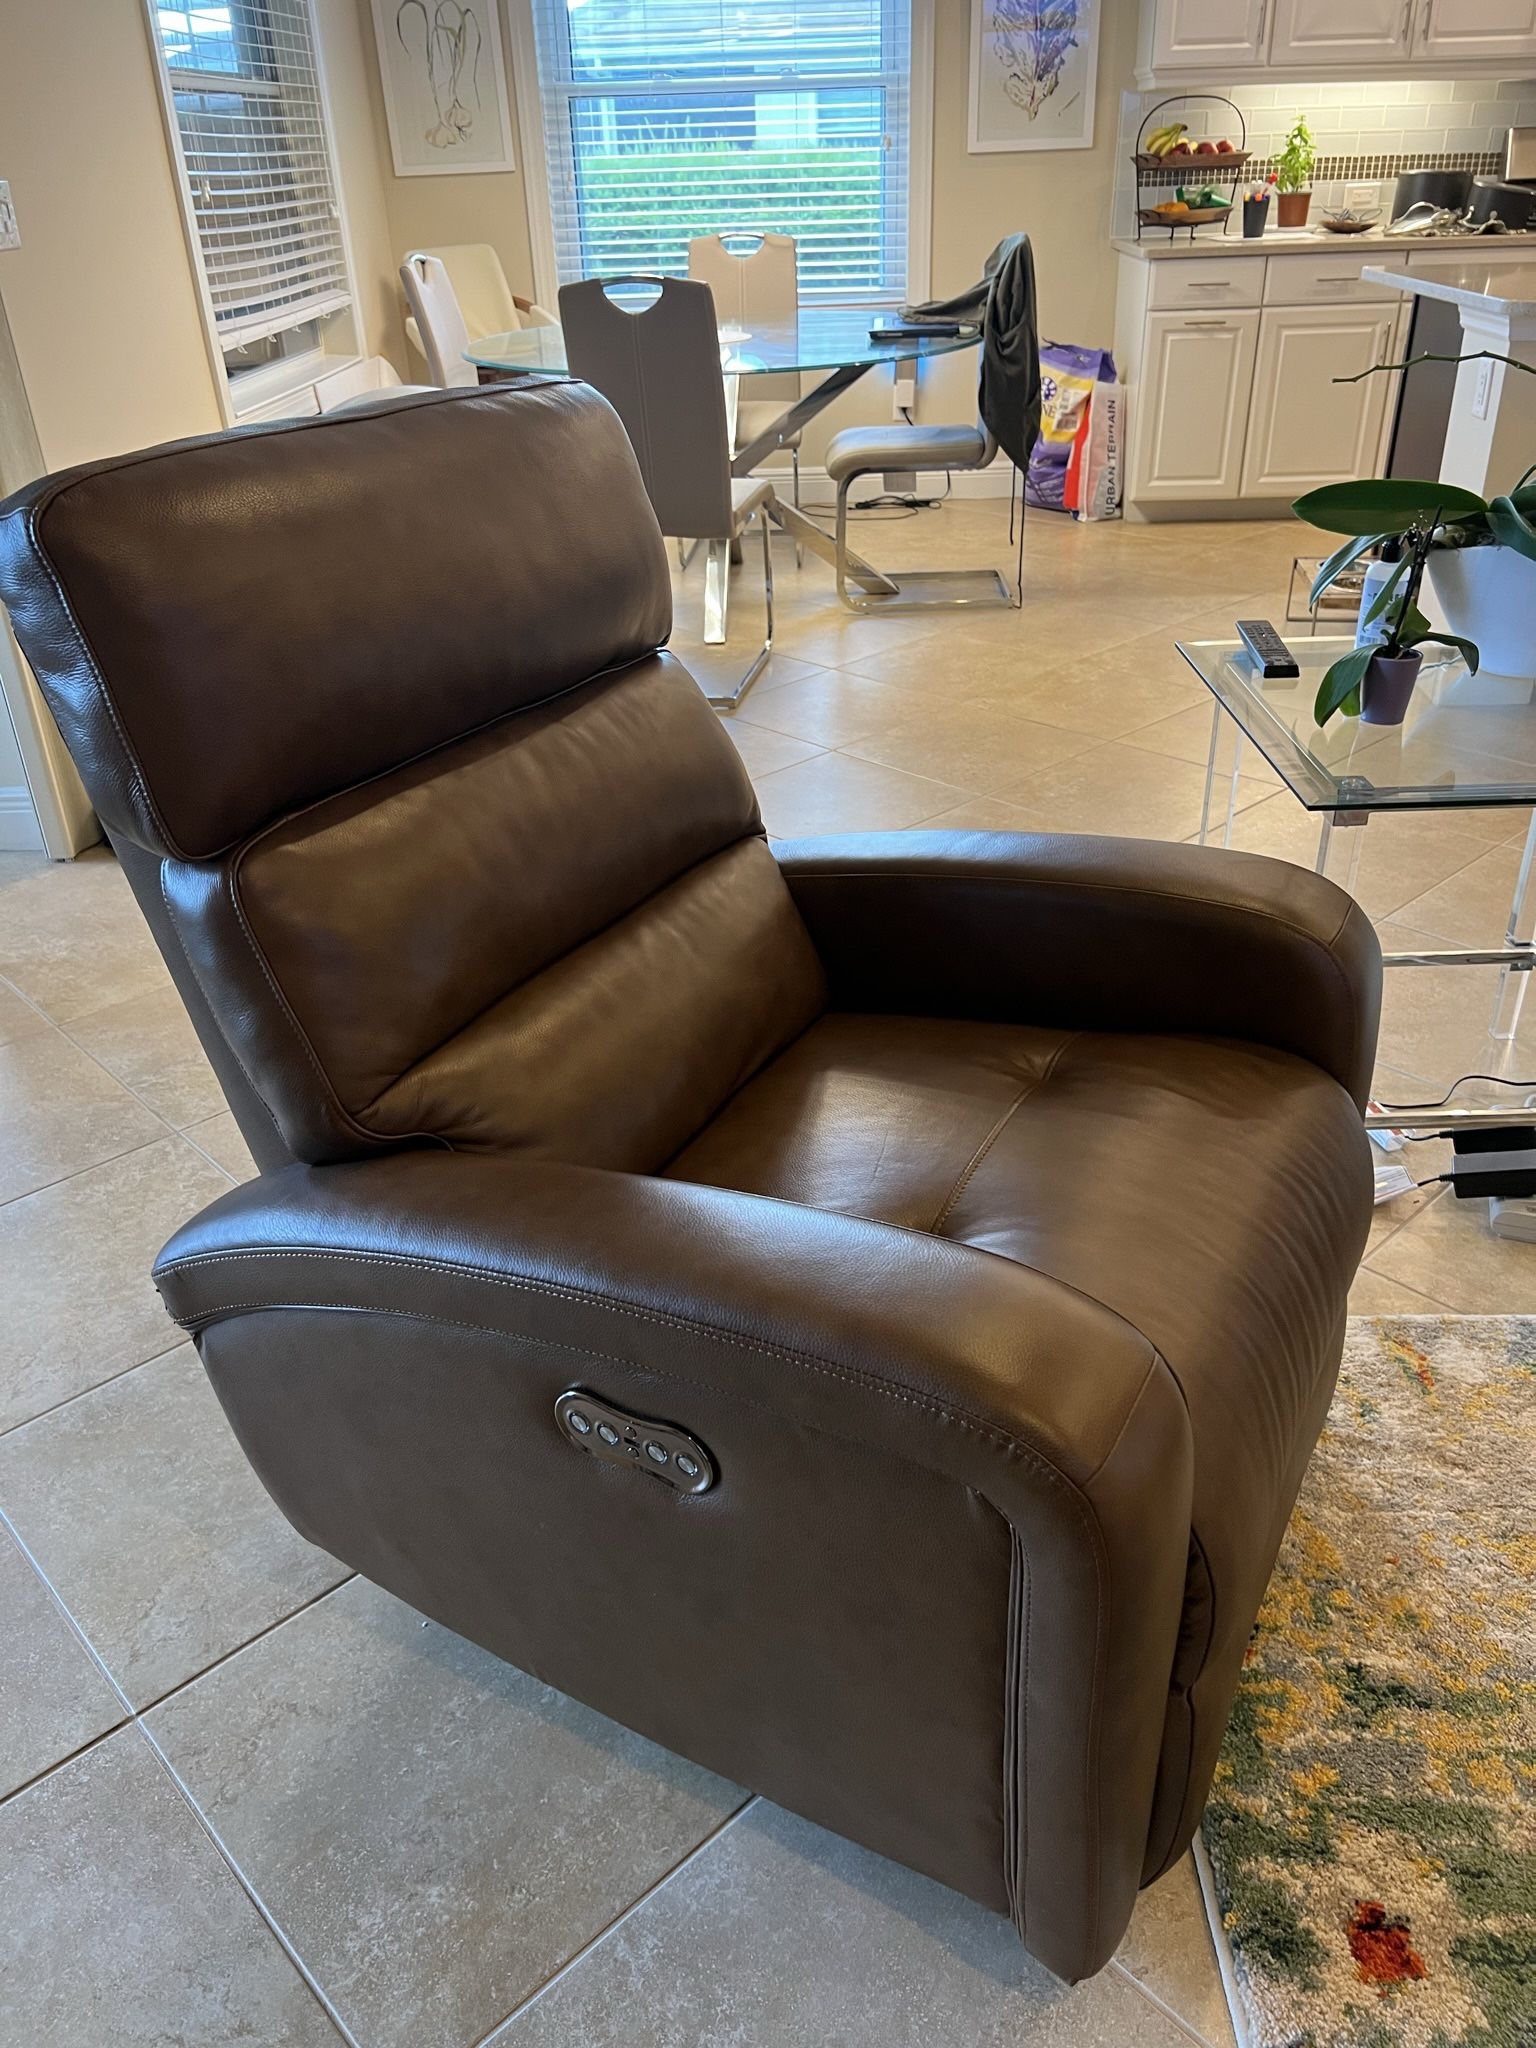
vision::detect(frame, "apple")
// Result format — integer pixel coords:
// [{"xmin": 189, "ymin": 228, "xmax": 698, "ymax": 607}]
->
[
  {"xmin": 1195, "ymin": 140, "xmax": 1219, "ymax": 156},
  {"xmin": 1169, "ymin": 141, "xmax": 1193, "ymax": 157},
  {"xmin": 1215, "ymin": 138, "xmax": 1236, "ymax": 154}
]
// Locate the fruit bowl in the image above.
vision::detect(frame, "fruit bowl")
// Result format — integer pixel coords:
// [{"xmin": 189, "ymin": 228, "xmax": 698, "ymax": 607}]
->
[
  {"xmin": 1134, "ymin": 149, "xmax": 1249, "ymax": 173},
  {"xmin": 1139, "ymin": 202, "xmax": 1234, "ymax": 226}
]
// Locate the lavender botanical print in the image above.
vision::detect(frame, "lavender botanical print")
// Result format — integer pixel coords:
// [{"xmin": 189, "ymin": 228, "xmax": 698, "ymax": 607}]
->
[{"xmin": 969, "ymin": 0, "xmax": 1099, "ymax": 153}]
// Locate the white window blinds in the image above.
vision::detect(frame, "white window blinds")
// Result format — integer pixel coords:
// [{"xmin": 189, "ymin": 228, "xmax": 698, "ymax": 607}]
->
[
  {"xmin": 527, "ymin": 0, "xmax": 911, "ymax": 301},
  {"xmin": 154, "ymin": 2, "xmax": 352, "ymax": 349}
]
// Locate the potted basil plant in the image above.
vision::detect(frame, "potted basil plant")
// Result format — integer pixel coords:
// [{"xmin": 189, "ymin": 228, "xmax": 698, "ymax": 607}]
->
[
  {"xmin": 1308, "ymin": 512, "xmax": 1478, "ymax": 727},
  {"xmin": 1275, "ymin": 117, "xmax": 1316, "ymax": 228}
]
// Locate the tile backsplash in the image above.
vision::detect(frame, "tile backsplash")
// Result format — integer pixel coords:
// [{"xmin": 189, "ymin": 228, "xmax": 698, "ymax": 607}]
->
[{"xmin": 1114, "ymin": 76, "xmax": 1536, "ymax": 234}]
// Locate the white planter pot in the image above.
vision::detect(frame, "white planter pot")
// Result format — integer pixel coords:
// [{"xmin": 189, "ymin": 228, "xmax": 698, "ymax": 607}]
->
[{"xmin": 1427, "ymin": 546, "xmax": 1536, "ymax": 679}]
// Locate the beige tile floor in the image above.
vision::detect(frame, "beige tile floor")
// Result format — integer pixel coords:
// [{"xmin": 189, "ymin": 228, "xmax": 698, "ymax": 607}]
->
[{"xmin": 3, "ymin": 499, "xmax": 1533, "ymax": 2047}]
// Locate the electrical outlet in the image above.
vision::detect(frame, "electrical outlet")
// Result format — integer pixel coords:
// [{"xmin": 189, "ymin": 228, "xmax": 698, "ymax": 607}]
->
[
  {"xmin": 892, "ymin": 358, "xmax": 916, "ymax": 418},
  {"xmin": 0, "ymin": 182, "xmax": 18, "ymax": 253},
  {"xmin": 1473, "ymin": 357, "xmax": 1494, "ymax": 420}
]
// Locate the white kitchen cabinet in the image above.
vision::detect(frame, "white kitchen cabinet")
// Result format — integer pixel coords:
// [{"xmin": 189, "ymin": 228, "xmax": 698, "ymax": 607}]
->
[
  {"xmin": 1134, "ymin": 310, "xmax": 1261, "ymax": 502},
  {"xmin": 1139, "ymin": 0, "xmax": 1536, "ymax": 74},
  {"xmin": 1143, "ymin": 0, "xmax": 1270, "ymax": 72},
  {"xmin": 1239, "ymin": 302, "xmax": 1401, "ymax": 496},
  {"xmin": 1414, "ymin": 0, "xmax": 1536, "ymax": 61},
  {"xmin": 1268, "ymin": 0, "xmax": 1413, "ymax": 63}
]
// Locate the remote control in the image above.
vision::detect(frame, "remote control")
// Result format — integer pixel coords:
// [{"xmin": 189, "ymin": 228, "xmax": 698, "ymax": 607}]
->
[{"xmin": 1235, "ymin": 620, "xmax": 1299, "ymax": 679}]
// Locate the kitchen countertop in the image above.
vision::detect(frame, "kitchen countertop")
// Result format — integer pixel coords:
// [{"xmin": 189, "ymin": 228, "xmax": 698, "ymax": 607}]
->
[
  {"xmin": 1112, "ymin": 229, "xmax": 1536, "ymax": 261},
  {"xmin": 1360, "ymin": 262, "xmax": 1536, "ymax": 314}
]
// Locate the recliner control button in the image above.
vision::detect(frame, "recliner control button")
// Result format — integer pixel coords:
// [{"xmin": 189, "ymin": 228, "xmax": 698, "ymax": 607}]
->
[{"xmin": 555, "ymin": 1390, "xmax": 716, "ymax": 1495}]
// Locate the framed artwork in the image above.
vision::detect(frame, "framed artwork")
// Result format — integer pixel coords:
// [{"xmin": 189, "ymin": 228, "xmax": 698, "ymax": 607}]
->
[
  {"xmin": 372, "ymin": 0, "xmax": 516, "ymax": 176},
  {"xmin": 968, "ymin": 0, "xmax": 1100, "ymax": 154}
]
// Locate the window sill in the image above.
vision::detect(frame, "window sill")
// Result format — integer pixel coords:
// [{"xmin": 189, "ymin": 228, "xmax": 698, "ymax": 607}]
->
[{"xmin": 229, "ymin": 350, "xmax": 363, "ymax": 420}]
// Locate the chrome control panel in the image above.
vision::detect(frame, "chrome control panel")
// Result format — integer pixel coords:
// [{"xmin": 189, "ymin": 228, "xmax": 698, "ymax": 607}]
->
[{"xmin": 554, "ymin": 1388, "xmax": 717, "ymax": 1496}]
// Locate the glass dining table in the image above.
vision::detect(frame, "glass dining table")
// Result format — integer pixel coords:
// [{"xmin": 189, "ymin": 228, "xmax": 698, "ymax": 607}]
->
[{"xmin": 466, "ymin": 306, "xmax": 982, "ymax": 594}]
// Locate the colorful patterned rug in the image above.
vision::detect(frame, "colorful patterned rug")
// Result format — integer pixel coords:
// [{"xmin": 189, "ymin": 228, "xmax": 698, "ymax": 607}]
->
[{"xmin": 1199, "ymin": 1316, "xmax": 1536, "ymax": 2048}]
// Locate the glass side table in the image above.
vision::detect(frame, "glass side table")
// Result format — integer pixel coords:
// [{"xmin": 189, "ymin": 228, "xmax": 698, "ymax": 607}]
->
[{"xmin": 1177, "ymin": 637, "xmax": 1536, "ymax": 1132}]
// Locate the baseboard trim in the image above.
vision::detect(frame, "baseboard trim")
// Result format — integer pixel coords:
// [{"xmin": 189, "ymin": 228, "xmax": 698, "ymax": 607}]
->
[{"xmin": 0, "ymin": 783, "xmax": 43, "ymax": 852}]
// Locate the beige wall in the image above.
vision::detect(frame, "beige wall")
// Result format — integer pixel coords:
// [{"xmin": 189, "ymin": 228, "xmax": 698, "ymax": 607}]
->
[
  {"xmin": 354, "ymin": 0, "xmax": 540, "ymax": 372},
  {"xmin": 0, "ymin": 0, "xmax": 404, "ymax": 473},
  {"xmin": 316, "ymin": 0, "xmax": 409, "ymax": 371},
  {"xmin": 915, "ymin": 0, "xmax": 1133, "ymax": 438},
  {"xmin": 0, "ymin": 0, "xmax": 225, "ymax": 469}
]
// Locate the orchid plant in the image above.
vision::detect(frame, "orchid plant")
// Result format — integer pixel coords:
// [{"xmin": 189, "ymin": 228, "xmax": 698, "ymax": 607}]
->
[{"xmin": 1297, "ymin": 486, "xmax": 1485, "ymax": 723}]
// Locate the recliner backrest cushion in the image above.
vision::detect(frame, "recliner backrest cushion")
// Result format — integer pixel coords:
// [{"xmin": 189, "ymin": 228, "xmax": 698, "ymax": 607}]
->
[{"xmin": 0, "ymin": 382, "xmax": 826, "ymax": 1168}]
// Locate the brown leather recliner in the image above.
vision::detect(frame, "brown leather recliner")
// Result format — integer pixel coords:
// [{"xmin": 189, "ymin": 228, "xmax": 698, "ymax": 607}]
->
[{"xmin": 0, "ymin": 382, "xmax": 1380, "ymax": 1983}]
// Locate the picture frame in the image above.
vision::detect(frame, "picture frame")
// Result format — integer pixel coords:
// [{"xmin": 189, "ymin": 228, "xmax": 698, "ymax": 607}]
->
[
  {"xmin": 371, "ymin": 0, "xmax": 517, "ymax": 177},
  {"xmin": 968, "ymin": 0, "xmax": 1100, "ymax": 155}
]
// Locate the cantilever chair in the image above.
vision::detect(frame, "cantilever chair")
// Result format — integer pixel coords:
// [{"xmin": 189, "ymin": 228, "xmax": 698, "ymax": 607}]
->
[
  {"xmin": 825, "ymin": 405, "xmax": 1016, "ymax": 612},
  {"xmin": 688, "ymin": 231, "xmax": 804, "ymax": 516},
  {"xmin": 0, "ymin": 382, "xmax": 1381, "ymax": 1985},
  {"xmin": 559, "ymin": 275, "xmax": 776, "ymax": 707}
]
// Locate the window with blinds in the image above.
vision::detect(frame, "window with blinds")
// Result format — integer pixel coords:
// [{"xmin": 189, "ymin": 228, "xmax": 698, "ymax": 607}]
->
[
  {"xmin": 527, "ymin": 0, "xmax": 911, "ymax": 302},
  {"xmin": 153, "ymin": 2, "xmax": 352, "ymax": 355}
]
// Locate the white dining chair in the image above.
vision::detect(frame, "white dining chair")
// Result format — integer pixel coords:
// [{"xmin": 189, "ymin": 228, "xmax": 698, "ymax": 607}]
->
[
  {"xmin": 399, "ymin": 255, "xmax": 478, "ymax": 389},
  {"xmin": 687, "ymin": 231, "xmax": 804, "ymax": 520},
  {"xmin": 402, "ymin": 243, "xmax": 556, "ymax": 368}
]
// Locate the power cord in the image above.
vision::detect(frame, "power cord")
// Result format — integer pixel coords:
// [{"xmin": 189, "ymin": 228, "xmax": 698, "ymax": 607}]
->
[{"xmin": 1377, "ymin": 1073, "xmax": 1536, "ymax": 1109}]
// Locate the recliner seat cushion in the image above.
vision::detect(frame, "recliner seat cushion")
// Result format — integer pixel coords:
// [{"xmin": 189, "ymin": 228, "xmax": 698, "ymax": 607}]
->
[{"xmin": 666, "ymin": 1010, "xmax": 1370, "ymax": 1874}]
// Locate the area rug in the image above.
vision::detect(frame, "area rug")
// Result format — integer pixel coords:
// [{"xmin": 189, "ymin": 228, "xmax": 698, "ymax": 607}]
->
[{"xmin": 1198, "ymin": 1316, "xmax": 1536, "ymax": 2048}]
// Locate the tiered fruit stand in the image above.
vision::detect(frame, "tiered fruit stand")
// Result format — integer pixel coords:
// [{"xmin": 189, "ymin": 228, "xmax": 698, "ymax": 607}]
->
[{"xmin": 1133, "ymin": 96, "xmax": 1251, "ymax": 242}]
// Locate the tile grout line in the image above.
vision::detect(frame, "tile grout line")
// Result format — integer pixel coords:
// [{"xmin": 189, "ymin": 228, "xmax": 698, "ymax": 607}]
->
[
  {"xmin": 1109, "ymin": 1957, "xmax": 1230, "ymax": 2048},
  {"xmin": 0, "ymin": 1504, "xmax": 360, "ymax": 2047},
  {"xmin": 473, "ymin": 1795, "xmax": 761, "ymax": 2045},
  {"xmin": 0, "ymin": 1561, "xmax": 359, "ymax": 1813},
  {"xmin": 0, "ymin": 1334, "xmax": 190, "ymax": 1442},
  {"xmin": 0, "ymin": 1130, "xmax": 171, "ymax": 1216},
  {"xmin": 0, "ymin": 1716, "xmax": 134, "ymax": 1808}
]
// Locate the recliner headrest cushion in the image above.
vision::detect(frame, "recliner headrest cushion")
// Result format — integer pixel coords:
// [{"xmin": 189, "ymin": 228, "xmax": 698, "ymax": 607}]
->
[{"xmin": 0, "ymin": 379, "xmax": 671, "ymax": 858}]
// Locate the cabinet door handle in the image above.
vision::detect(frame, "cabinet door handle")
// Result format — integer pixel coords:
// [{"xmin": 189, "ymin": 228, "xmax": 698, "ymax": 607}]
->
[
  {"xmin": 1186, "ymin": 281, "xmax": 1235, "ymax": 290},
  {"xmin": 1184, "ymin": 319, "xmax": 1234, "ymax": 329},
  {"xmin": 1255, "ymin": 0, "xmax": 1268, "ymax": 46}
]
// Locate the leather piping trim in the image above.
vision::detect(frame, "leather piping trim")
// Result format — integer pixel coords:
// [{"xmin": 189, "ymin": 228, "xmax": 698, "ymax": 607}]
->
[
  {"xmin": 218, "ymin": 860, "xmax": 443, "ymax": 1156},
  {"xmin": 1142, "ymin": 1529, "xmax": 1218, "ymax": 1885},
  {"xmin": 1003, "ymin": 1524, "xmax": 1028, "ymax": 1933},
  {"xmin": 155, "ymin": 861, "xmax": 287, "ymax": 1154},
  {"xmin": 20, "ymin": 502, "xmax": 175, "ymax": 853},
  {"xmin": 929, "ymin": 1035, "xmax": 1075, "ymax": 1235},
  {"xmin": 154, "ymin": 1242, "xmax": 1161, "ymax": 1476},
  {"xmin": 786, "ymin": 868, "xmax": 1369, "ymax": 1106}
]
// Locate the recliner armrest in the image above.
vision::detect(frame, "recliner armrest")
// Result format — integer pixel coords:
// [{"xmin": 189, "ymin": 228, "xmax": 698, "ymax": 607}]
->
[
  {"xmin": 155, "ymin": 1149, "xmax": 1192, "ymax": 1981},
  {"xmin": 776, "ymin": 830, "xmax": 1382, "ymax": 1110}
]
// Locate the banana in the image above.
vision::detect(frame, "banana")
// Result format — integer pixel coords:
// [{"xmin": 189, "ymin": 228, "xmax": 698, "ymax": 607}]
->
[{"xmin": 1144, "ymin": 122, "xmax": 1188, "ymax": 158}]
